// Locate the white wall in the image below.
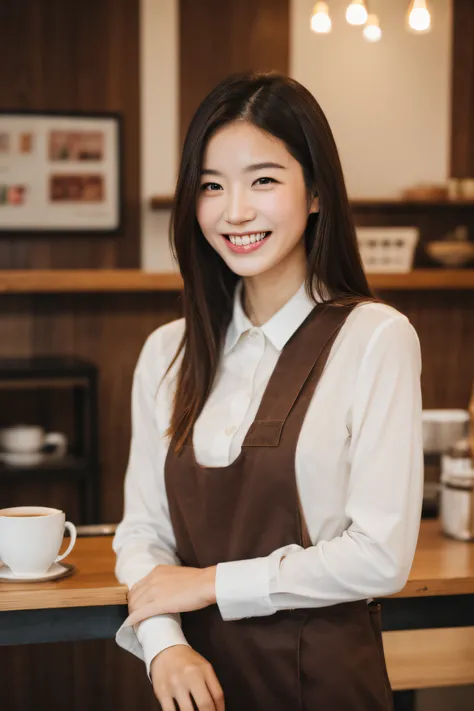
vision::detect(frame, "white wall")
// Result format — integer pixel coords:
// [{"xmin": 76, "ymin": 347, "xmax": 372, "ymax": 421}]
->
[
  {"xmin": 290, "ymin": 0, "xmax": 452, "ymax": 198},
  {"xmin": 140, "ymin": 0, "xmax": 179, "ymax": 271}
]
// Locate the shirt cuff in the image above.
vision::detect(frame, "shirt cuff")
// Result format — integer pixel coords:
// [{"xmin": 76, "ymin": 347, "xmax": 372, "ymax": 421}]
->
[
  {"xmin": 215, "ymin": 554, "xmax": 278, "ymax": 621},
  {"xmin": 115, "ymin": 614, "xmax": 189, "ymax": 678}
]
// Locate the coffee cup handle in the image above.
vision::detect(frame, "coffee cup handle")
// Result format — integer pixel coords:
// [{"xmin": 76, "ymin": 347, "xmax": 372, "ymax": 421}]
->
[
  {"xmin": 54, "ymin": 521, "xmax": 77, "ymax": 563},
  {"xmin": 43, "ymin": 432, "xmax": 68, "ymax": 459}
]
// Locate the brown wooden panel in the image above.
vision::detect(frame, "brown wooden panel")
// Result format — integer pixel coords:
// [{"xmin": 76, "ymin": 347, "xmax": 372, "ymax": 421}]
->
[
  {"xmin": 0, "ymin": 0, "xmax": 140, "ymax": 268},
  {"xmin": 0, "ymin": 292, "xmax": 182, "ymax": 522},
  {"xmin": 0, "ymin": 640, "xmax": 157, "ymax": 711},
  {"xmin": 450, "ymin": 0, "xmax": 474, "ymax": 178},
  {"xmin": 179, "ymin": 0, "xmax": 290, "ymax": 146},
  {"xmin": 0, "ymin": 291, "xmax": 181, "ymax": 710},
  {"xmin": 378, "ymin": 289, "xmax": 474, "ymax": 410}
]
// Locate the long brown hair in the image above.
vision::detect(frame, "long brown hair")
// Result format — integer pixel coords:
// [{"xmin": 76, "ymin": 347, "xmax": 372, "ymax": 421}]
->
[{"xmin": 163, "ymin": 71, "xmax": 379, "ymax": 453}]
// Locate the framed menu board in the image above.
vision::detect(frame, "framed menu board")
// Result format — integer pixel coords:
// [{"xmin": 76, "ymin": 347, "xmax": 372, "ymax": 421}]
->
[{"xmin": 0, "ymin": 111, "xmax": 123, "ymax": 234}]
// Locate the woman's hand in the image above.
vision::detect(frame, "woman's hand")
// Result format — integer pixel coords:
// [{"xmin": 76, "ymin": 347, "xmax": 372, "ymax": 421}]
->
[
  {"xmin": 150, "ymin": 645, "xmax": 225, "ymax": 711},
  {"xmin": 125, "ymin": 565, "xmax": 217, "ymax": 627}
]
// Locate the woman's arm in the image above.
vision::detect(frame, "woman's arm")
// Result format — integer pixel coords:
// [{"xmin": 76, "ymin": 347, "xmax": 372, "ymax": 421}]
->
[
  {"xmin": 214, "ymin": 315, "xmax": 424, "ymax": 621},
  {"xmin": 113, "ymin": 329, "xmax": 190, "ymax": 672}
]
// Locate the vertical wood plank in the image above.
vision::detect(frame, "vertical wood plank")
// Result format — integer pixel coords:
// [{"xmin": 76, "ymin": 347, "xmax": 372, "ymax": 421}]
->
[
  {"xmin": 179, "ymin": 0, "xmax": 290, "ymax": 146},
  {"xmin": 0, "ymin": 0, "xmax": 140, "ymax": 268},
  {"xmin": 450, "ymin": 0, "xmax": 474, "ymax": 177}
]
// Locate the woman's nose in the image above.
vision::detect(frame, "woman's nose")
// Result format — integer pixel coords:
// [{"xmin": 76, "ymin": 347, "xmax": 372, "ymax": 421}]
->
[{"xmin": 224, "ymin": 189, "xmax": 256, "ymax": 224}]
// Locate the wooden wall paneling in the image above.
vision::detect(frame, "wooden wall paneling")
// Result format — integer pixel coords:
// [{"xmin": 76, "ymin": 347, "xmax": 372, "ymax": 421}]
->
[
  {"xmin": 0, "ymin": 291, "xmax": 183, "ymax": 522},
  {"xmin": 0, "ymin": 640, "xmax": 157, "ymax": 711},
  {"xmin": 0, "ymin": 0, "xmax": 140, "ymax": 268},
  {"xmin": 179, "ymin": 0, "xmax": 290, "ymax": 146},
  {"xmin": 378, "ymin": 290, "xmax": 474, "ymax": 409},
  {"xmin": 450, "ymin": 0, "xmax": 474, "ymax": 178}
]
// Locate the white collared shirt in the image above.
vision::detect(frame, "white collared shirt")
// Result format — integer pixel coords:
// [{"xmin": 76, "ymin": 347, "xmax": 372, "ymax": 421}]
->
[{"xmin": 113, "ymin": 279, "xmax": 423, "ymax": 673}]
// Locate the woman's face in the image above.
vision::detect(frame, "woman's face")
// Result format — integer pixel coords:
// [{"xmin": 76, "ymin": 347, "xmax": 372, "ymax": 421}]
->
[{"xmin": 196, "ymin": 120, "xmax": 319, "ymax": 280}]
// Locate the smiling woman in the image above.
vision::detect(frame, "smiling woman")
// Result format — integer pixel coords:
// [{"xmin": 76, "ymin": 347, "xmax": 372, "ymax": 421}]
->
[
  {"xmin": 165, "ymin": 71, "xmax": 375, "ymax": 451},
  {"xmin": 197, "ymin": 122, "xmax": 319, "ymax": 270},
  {"xmin": 113, "ymin": 71, "xmax": 423, "ymax": 711}
]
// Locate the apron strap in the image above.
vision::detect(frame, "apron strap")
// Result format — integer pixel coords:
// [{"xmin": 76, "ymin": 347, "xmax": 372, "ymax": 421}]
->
[{"xmin": 243, "ymin": 304, "xmax": 355, "ymax": 448}]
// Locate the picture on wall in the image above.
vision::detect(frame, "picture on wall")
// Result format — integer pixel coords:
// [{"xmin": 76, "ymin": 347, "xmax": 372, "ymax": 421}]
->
[{"xmin": 0, "ymin": 111, "xmax": 122, "ymax": 234}]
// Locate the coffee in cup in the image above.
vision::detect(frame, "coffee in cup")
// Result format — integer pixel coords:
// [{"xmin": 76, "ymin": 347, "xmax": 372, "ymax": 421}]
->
[{"xmin": 0, "ymin": 506, "xmax": 77, "ymax": 577}]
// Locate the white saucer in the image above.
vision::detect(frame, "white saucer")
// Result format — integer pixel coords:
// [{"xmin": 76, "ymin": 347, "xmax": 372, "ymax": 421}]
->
[
  {"xmin": 0, "ymin": 451, "xmax": 44, "ymax": 467},
  {"xmin": 0, "ymin": 562, "xmax": 75, "ymax": 583}
]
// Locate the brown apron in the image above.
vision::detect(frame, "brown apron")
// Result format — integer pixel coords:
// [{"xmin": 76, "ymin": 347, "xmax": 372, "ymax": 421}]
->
[{"xmin": 164, "ymin": 302, "xmax": 394, "ymax": 711}]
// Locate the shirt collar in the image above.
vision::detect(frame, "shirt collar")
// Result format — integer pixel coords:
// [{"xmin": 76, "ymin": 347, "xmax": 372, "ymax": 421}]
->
[{"xmin": 224, "ymin": 278, "xmax": 322, "ymax": 355}]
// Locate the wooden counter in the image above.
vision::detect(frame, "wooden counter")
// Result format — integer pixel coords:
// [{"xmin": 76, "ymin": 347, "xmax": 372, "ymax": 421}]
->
[
  {"xmin": 1, "ymin": 519, "xmax": 474, "ymax": 612},
  {"xmin": 2, "ymin": 519, "xmax": 474, "ymax": 698}
]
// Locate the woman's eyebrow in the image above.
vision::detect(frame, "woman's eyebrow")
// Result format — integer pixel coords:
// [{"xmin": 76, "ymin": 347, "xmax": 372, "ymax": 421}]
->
[{"xmin": 200, "ymin": 162, "xmax": 287, "ymax": 176}]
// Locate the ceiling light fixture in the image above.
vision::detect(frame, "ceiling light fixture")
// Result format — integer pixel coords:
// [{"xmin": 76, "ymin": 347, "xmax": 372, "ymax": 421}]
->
[
  {"xmin": 407, "ymin": 0, "xmax": 431, "ymax": 33},
  {"xmin": 310, "ymin": 2, "xmax": 332, "ymax": 34},
  {"xmin": 346, "ymin": 1, "xmax": 368, "ymax": 26},
  {"xmin": 363, "ymin": 13, "xmax": 382, "ymax": 42}
]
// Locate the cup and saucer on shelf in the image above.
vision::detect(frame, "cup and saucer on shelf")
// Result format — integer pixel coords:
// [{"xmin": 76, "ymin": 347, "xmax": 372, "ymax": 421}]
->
[
  {"xmin": 0, "ymin": 425, "xmax": 68, "ymax": 467},
  {"xmin": 0, "ymin": 506, "xmax": 77, "ymax": 583}
]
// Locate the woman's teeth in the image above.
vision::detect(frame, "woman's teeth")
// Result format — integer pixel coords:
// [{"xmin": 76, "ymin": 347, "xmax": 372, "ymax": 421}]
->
[{"xmin": 228, "ymin": 232, "xmax": 269, "ymax": 246}]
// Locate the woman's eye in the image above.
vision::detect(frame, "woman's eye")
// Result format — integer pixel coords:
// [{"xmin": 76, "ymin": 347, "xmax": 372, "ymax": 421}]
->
[
  {"xmin": 200, "ymin": 177, "xmax": 277, "ymax": 191},
  {"xmin": 254, "ymin": 177, "xmax": 277, "ymax": 186},
  {"xmin": 200, "ymin": 182, "xmax": 222, "ymax": 192}
]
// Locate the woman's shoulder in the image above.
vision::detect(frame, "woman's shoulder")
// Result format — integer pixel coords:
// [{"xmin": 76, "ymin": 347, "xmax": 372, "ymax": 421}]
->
[
  {"xmin": 350, "ymin": 299, "xmax": 410, "ymax": 330},
  {"xmin": 339, "ymin": 299, "xmax": 420, "ymax": 362},
  {"xmin": 136, "ymin": 317, "xmax": 186, "ymax": 381},
  {"xmin": 145, "ymin": 317, "xmax": 186, "ymax": 353}
]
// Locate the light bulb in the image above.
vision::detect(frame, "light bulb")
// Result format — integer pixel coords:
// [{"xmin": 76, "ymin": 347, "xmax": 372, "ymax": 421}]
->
[
  {"xmin": 363, "ymin": 14, "xmax": 382, "ymax": 42},
  {"xmin": 346, "ymin": 1, "xmax": 368, "ymax": 26},
  {"xmin": 310, "ymin": 2, "xmax": 332, "ymax": 33},
  {"xmin": 407, "ymin": 0, "xmax": 431, "ymax": 32}
]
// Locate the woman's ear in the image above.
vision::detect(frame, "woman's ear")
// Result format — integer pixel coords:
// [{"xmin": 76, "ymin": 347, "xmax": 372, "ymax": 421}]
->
[{"xmin": 309, "ymin": 194, "xmax": 320, "ymax": 215}]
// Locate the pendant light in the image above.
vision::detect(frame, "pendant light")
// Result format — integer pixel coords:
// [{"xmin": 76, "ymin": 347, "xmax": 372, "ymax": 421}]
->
[
  {"xmin": 407, "ymin": 0, "xmax": 431, "ymax": 33},
  {"xmin": 363, "ymin": 14, "xmax": 382, "ymax": 42},
  {"xmin": 310, "ymin": 2, "xmax": 332, "ymax": 33},
  {"xmin": 346, "ymin": 1, "xmax": 368, "ymax": 26}
]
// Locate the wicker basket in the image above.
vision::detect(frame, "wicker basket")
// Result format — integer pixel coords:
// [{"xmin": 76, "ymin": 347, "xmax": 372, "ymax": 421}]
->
[{"xmin": 356, "ymin": 227, "xmax": 419, "ymax": 273}]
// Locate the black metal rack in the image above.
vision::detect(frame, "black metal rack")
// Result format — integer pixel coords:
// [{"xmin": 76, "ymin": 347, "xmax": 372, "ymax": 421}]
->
[{"xmin": 0, "ymin": 356, "xmax": 100, "ymax": 523}]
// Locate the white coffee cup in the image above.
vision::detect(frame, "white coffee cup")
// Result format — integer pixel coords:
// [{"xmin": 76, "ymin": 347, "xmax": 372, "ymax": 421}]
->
[
  {"xmin": 0, "ymin": 425, "xmax": 67, "ymax": 456},
  {"xmin": 0, "ymin": 506, "xmax": 77, "ymax": 578}
]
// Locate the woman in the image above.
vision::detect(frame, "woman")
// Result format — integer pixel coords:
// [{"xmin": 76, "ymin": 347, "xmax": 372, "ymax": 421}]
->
[{"xmin": 113, "ymin": 72, "xmax": 423, "ymax": 711}]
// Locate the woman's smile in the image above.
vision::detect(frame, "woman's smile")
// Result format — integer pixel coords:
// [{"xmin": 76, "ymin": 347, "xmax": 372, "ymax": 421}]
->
[{"xmin": 221, "ymin": 231, "xmax": 272, "ymax": 253}]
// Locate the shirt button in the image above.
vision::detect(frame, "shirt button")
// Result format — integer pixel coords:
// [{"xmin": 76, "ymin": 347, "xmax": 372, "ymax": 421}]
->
[
  {"xmin": 249, "ymin": 328, "xmax": 259, "ymax": 338},
  {"xmin": 225, "ymin": 425, "xmax": 237, "ymax": 436}
]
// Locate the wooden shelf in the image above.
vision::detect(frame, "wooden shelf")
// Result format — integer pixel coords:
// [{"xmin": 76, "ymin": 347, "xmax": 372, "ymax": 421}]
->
[
  {"xmin": 0, "ymin": 269, "xmax": 183, "ymax": 293},
  {"xmin": 150, "ymin": 195, "xmax": 474, "ymax": 212},
  {"xmin": 0, "ymin": 269, "xmax": 474, "ymax": 293},
  {"xmin": 0, "ymin": 456, "xmax": 90, "ymax": 481},
  {"xmin": 150, "ymin": 195, "xmax": 174, "ymax": 209},
  {"xmin": 368, "ymin": 269, "xmax": 474, "ymax": 290},
  {"xmin": 351, "ymin": 198, "xmax": 474, "ymax": 212}
]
